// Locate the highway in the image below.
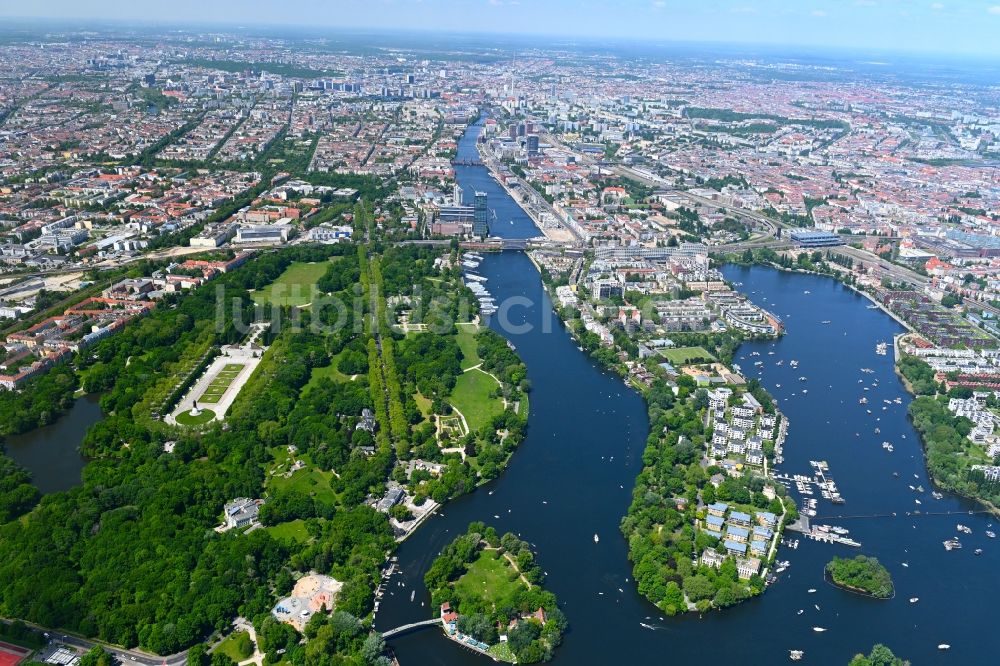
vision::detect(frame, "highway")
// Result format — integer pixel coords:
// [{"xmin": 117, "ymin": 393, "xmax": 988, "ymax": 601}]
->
[{"xmin": 5, "ymin": 619, "xmax": 188, "ymax": 666}]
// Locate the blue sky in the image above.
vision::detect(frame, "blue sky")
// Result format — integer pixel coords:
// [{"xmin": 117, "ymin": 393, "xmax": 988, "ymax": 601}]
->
[{"xmin": 3, "ymin": 0, "xmax": 1000, "ymax": 57}]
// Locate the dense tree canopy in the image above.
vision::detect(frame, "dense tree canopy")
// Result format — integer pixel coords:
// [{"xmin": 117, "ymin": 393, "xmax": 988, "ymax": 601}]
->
[
  {"xmin": 826, "ymin": 556, "xmax": 894, "ymax": 599},
  {"xmin": 848, "ymin": 644, "xmax": 909, "ymax": 666},
  {"xmin": 0, "ymin": 450, "xmax": 39, "ymax": 523}
]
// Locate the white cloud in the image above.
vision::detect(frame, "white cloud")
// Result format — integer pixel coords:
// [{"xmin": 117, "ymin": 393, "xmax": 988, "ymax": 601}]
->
[
  {"xmin": 651, "ymin": 0, "xmax": 667, "ymax": 8},
  {"xmin": 731, "ymin": 6, "xmax": 759, "ymax": 13},
  {"xmin": 989, "ymin": 5, "xmax": 1000, "ymax": 14},
  {"xmin": 930, "ymin": 2, "xmax": 944, "ymax": 9},
  {"xmin": 811, "ymin": 9, "xmax": 828, "ymax": 17}
]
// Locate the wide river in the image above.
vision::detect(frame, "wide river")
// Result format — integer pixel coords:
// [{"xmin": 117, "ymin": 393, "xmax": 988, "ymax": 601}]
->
[{"xmin": 374, "ymin": 121, "xmax": 1000, "ymax": 664}]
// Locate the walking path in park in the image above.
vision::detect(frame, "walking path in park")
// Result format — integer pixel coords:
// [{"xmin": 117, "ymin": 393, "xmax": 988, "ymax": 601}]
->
[{"xmin": 167, "ymin": 323, "xmax": 269, "ymax": 425}]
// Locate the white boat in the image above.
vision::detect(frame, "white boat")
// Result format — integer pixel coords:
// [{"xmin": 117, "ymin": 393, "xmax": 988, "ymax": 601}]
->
[
  {"xmin": 909, "ymin": 597, "xmax": 918, "ymax": 603},
  {"xmin": 790, "ymin": 650, "xmax": 804, "ymax": 661},
  {"xmin": 593, "ymin": 534, "xmax": 599, "ymax": 543},
  {"xmin": 807, "ymin": 588, "xmax": 816, "ymax": 593},
  {"xmin": 812, "ymin": 627, "xmax": 827, "ymax": 633},
  {"xmin": 938, "ymin": 645, "xmax": 950, "ymax": 650}
]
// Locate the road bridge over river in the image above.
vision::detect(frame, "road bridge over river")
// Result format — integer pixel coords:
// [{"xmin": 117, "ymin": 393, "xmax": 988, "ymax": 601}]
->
[{"xmin": 398, "ymin": 238, "xmax": 582, "ymax": 252}]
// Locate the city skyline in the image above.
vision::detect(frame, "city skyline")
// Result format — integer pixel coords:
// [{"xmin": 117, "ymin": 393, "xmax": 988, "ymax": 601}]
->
[
  {"xmin": 3, "ymin": 0, "xmax": 1000, "ymax": 58},
  {"xmin": 0, "ymin": 11, "xmax": 999, "ymax": 666}
]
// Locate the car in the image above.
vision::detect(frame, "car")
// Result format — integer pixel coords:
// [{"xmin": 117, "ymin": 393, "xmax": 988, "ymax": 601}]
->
[{"xmin": 130, "ymin": 658, "xmax": 136, "ymax": 662}]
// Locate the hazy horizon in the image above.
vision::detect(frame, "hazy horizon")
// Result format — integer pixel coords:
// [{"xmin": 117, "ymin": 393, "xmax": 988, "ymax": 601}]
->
[{"xmin": 2, "ymin": 0, "xmax": 1000, "ymax": 60}]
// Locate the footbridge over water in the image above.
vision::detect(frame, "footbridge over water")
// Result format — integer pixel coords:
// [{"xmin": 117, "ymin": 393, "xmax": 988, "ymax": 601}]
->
[{"xmin": 381, "ymin": 618, "xmax": 441, "ymax": 639}]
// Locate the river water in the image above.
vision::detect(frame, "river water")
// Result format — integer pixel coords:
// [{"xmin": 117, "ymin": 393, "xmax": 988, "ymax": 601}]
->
[
  {"xmin": 4, "ymin": 393, "xmax": 99, "ymax": 493},
  {"xmin": 374, "ymin": 120, "xmax": 1000, "ymax": 664}
]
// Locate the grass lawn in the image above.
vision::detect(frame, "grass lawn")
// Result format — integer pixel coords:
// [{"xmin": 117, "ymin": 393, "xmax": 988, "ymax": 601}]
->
[
  {"xmin": 303, "ymin": 355, "xmax": 354, "ymax": 394},
  {"xmin": 487, "ymin": 643, "xmax": 516, "ymax": 663},
  {"xmin": 659, "ymin": 346, "xmax": 716, "ymax": 364},
  {"xmin": 267, "ymin": 451, "xmax": 337, "ymax": 503},
  {"xmin": 176, "ymin": 408, "xmax": 216, "ymax": 425},
  {"xmin": 455, "ymin": 324, "xmax": 481, "ymax": 370},
  {"xmin": 449, "ymin": 369, "xmax": 502, "ymax": 432},
  {"xmin": 215, "ymin": 631, "xmax": 253, "ymax": 663},
  {"xmin": 251, "ymin": 261, "xmax": 330, "ymax": 308},
  {"xmin": 266, "ymin": 519, "xmax": 311, "ymax": 543},
  {"xmin": 414, "ymin": 391, "xmax": 433, "ymax": 419},
  {"xmin": 197, "ymin": 364, "xmax": 245, "ymax": 403},
  {"xmin": 453, "ymin": 550, "xmax": 526, "ymax": 610}
]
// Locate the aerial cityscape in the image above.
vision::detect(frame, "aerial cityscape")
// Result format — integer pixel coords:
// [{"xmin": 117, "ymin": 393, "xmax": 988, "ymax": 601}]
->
[{"xmin": 1, "ymin": 2, "xmax": 1000, "ymax": 665}]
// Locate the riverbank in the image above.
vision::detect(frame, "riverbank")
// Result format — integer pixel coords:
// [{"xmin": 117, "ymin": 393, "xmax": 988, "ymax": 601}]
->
[
  {"xmin": 523, "ymin": 254, "xmax": 795, "ymax": 613},
  {"xmin": 734, "ymin": 259, "xmax": 1000, "ymax": 514},
  {"xmin": 379, "ymin": 126, "xmax": 1000, "ymax": 665},
  {"xmin": 473, "ymin": 138, "xmax": 577, "ymax": 244},
  {"xmin": 723, "ymin": 257, "xmax": 914, "ymax": 334}
]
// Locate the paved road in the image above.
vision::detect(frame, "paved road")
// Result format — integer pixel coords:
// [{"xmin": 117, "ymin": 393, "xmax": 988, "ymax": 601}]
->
[
  {"xmin": 5, "ymin": 619, "xmax": 189, "ymax": 666},
  {"xmin": 829, "ymin": 244, "xmax": 929, "ymax": 286}
]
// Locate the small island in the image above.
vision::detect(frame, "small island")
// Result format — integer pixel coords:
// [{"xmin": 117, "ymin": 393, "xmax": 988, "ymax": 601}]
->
[
  {"xmin": 848, "ymin": 643, "xmax": 909, "ymax": 666},
  {"xmin": 825, "ymin": 555, "xmax": 894, "ymax": 599},
  {"xmin": 424, "ymin": 522, "xmax": 567, "ymax": 663}
]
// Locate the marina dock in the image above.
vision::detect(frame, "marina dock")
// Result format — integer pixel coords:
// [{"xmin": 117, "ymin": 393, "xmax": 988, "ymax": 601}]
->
[{"xmin": 786, "ymin": 517, "xmax": 861, "ymax": 547}]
